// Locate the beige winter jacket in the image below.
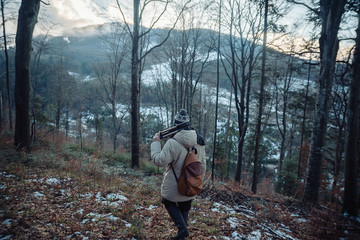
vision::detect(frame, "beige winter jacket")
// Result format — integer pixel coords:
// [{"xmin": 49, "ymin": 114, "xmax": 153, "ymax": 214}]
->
[{"xmin": 151, "ymin": 129, "xmax": 206, "ymax": 202}]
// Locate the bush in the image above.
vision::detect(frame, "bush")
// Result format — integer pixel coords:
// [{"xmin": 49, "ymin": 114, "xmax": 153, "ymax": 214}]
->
[
  {"xmin": 101, "ymin": 152, "xmax": 131, "ymax": 166},
  {"xmin": 141, "ymin": 161, "xmax": 161, "ymax": 175},
  {"xmin": 275, "ymin": 157, "xmax": 298, "ymax": 196}
]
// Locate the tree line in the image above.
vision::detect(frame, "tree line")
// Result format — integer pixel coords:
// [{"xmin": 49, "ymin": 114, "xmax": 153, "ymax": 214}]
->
[{"xmin": 0, "ymin": 0, "xmax": 359, "ymax": 217}]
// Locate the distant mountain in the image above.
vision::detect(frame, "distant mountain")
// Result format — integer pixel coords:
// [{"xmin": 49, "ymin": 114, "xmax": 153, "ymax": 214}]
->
[{"xmin": 32, "ymin": 22, "xmax": 318, "ymax": 87}]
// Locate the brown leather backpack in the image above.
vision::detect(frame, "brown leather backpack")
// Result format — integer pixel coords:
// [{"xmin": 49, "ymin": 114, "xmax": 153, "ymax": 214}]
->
[{"xmin": 171, "ymin": 146, "xmax": 203, "ymax": 197}]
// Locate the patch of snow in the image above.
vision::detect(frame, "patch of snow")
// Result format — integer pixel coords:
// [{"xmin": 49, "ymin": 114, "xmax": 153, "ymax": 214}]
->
[
  {"xmin": 234, "ymin": 205, "xmax": 256, "ymax": 216},
  {"xmin": 221, "ymin": 237, "xmax": 231, "ymax": 240},
  {"xmin": 259, "ymin": 223, "xmax": 298, "ymax": 240},
  {"xmin": 0, "ymin": 235, "xmax": 12, "ymax": 240},
  {"xmin": 142, "ymin": 62, "xmax": 171, "ymax": 86},
  {"xmin": 27, "ymin": 177, "xmax": 62, "ymax": 185},
  {"xmin": 86, "ymin": 212, "xmax": 120, "ymax": 222},
  {"xmin": 81, "ymin": 192, "xmax": 94, "ymax": 198},
  {"xmin": 279, "ymin": 223, "xmax": 292, "ymax": 233},
  {"xmin": 247, "ymin": 230, "xmax": 262, "ymax": 240},
  {"xmin": 2, "ymin": 219, "xmax": 12, "ymax": 225},
  {"xmin": 60, "ymin": 189, "xmax": 69, "ymax": 196},
  {"xmin": 33, "ymin": 191, "xmax": 45, "ymax": 198},
  {"xmin": 106, "ymin": 193, "xmax": 128, "ymax": 202},
  {"xmin": 296, "ymin": 218, "xmax": 308, "ymax": 223},
  {"xmin": 227, "ymin": 217, "xmax": 239, "ymax": 228},
  {"xmin": 91, "ymin": 192, "xmax": 127, "ymax": 207},
  {"xmin": 82, "ymin": 219, "xmax": 90, "ymax": 224},
  {"xmin": 211, "ymin": 202, "xmax": 236, "ymax": 214},
  {"xmin": 231, "ymin": 231, "xmax": 245, "ymax": 239},
  {"xmin": 45, "ymin": 178, "xmax": 61, "ymax": 185},
  {"xmin": 107, "ymin": 215, "xmax": 120, "ymax": 221},
  {"xmin": 83, "ymin": 75, "xmax": 95, "ymax": 82},
  {"xmin": 68, "ymin": 71, "xmax": 79, "ymax": 77},
  {"xmin": 122, "ymin": 220, "xmax": 132, "ymax": 228},
  {"xmin": 0, "ymin": 184, "xmax": 6, "ymax": 189},
  {"xmin": 146, "ymin": 205, "xmax": 157, "ymax": 210},
  {"xmin": 272, "ymin": 229, "xmax": 298, "ymax": 240},
  {"xmin": 0, "ymin": 172, "xmax": 14, "ymax": 178},
  {"xmin": 63, "ymin": 203, "xmax": 73, "ymax": 208}
]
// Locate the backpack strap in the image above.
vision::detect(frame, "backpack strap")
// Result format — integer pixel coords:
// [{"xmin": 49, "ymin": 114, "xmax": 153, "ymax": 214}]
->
[
  {"xmin": 171, "ymin": 164, "xmax": 179, "ymax": 182},
  {"xmin": 170, "ymin": 138, "xmax": 190, "ymax": 182}
]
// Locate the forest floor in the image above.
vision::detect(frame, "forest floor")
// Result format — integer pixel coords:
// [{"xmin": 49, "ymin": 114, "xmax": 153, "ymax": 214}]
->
[{"xmin": 1, "ymin": 134, "xmax": 360, "ymax": 239}]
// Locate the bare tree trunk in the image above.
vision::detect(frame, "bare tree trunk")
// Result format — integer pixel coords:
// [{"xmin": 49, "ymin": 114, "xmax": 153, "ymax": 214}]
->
[
  {"xmin": 298, "ymin": 60, "xmax": 312, "ymax": 179},
  {"xmin": 276, "ymin": 57, "xmax": 293, "ymax": 171},
  {"xmin": 117, "ymin": 0, "xmax": 189, "ymax": 168},
  {"xmin": 342, "ymin": 11, "xmax": 360, "ymax": 217},
  {"xmin": 14, "ymin": 0, "xmax": 41, "ymax": 151},
  {"xmin": 131, "ymin": 0, "xmax": 140, "ymax": 168},
  {"xmin": 223, "ymin": 86, "xmax": 232, "ymax": 180},
  {"xmin": 1, "ymin": 0, "xmax": 12, "ymax": 130},
  {"xmin": 302, "ymin": 0, "xmax": 346, "ymax": 203},
  {"xmin": 95, "ymin": 114, "xmax": 103, "ymax": 151},
  {"xmin": 211, "ymin": 0, "xmax": 222, "ymax": 183},
  {"xmin": 221, "ymin": 0, "xmax": 260, "ymax": 183},
  {"xmin": 0, "ymin": 89, "xmax": 2, "ymax": 131},
  {"xmin": 77, "ymin": 113, "xmax": 83, "ymax": 151},
  {"xmin": 252, "ymin": 0, "xmax": 268, "ymax": 194}
]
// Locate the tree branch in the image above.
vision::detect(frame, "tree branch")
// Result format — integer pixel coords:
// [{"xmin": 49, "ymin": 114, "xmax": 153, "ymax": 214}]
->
[
  {"xmin": 116, "ymin": 0, "xmax": 133, "ymax": 38},
  {"xmin": 140, "ymin": 0, "xmax": 192, "ymax": 61},
  {"xmin": 287, "ymin": 0, "xmax": 319, "ymax": 15},
  {"xmin": 40, "ymin": 1, "xmax": 50, "ymax": 5}
]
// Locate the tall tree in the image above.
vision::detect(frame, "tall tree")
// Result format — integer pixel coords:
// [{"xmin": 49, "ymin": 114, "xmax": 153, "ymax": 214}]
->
[
  {"xmin": 221, "ymin": 0, "xmax": 263, "ymax": 183},
  {"xmin": 14, "ymin": 0, "xmax": 41, "ymax": 151},
  {"xmin": 130, "ymin": 0, "xmax": 141, "ymax": 168},
  {"xmin": 117, "ymin": 0, "xmax": 190, "ymax": 168},
  {"xmin": 30, "ymin": 30, "xmax": 51, "ymax": 141},
  {"xmin": 1, "ymin": 0, "xmax": 12, "ymax": 130},
  {"xmin": 343, "ymin": 9, "xmax": 360, "ymax": 217},
  {"xmin": 95, "ymin": 23, "xmax": 130, "ymax": 152},
  {"xmin": 274, "ymin": 52, "xmax": 297, "ymax": 172},
  {"xmin": 301, "ymin": 0, "xmax": 346, "ymax": 203},
  {"xmin": 212, "ymin": 0, "xmax": 222, "ymax": 182},
  {"xmin": 252, "ymin": 0, "xmax": 269, "ymax": 194}
]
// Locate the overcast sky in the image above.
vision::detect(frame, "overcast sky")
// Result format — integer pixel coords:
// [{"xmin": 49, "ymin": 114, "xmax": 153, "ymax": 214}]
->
[
  {"xmin": 6, "ymin": 0, "xmax": 355, "ymax": 55},
  {"xmin": 7, "ymin": 0, "xmax": 132, "ymax": 35},
  {"xmin": 5, "ymin": 0, "xmax": 310, "ymax": 36}
]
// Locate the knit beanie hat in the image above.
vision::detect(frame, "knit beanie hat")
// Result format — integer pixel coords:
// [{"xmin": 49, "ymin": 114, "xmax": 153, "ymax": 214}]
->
[{"xmin": 174, "ymin": 109, "xmax": 190, "ymax": 126}]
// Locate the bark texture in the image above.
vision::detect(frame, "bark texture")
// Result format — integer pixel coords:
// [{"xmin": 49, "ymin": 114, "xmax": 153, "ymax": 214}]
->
[
  {"xmin": 14, "ymin": 0, "xmax": 40, "ymax": 151},
  {"xmin": 302, "ymin": 0, "xmax": 346, "ymax": 203}
]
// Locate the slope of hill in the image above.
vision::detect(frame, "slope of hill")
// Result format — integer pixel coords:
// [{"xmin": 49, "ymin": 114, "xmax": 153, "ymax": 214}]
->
[{"xmin": 1, "ymin": 134, "xmax": 359, "ymax": 240}]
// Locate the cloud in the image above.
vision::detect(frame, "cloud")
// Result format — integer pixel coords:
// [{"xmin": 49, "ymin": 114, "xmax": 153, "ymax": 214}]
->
[{"xmin": 51, "ymin": 0, "xmax": 106, "ymax": 28}]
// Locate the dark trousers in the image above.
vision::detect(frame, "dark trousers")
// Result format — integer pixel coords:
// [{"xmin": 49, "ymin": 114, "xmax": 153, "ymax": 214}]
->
[{"xmin": 162, "ymin": 198, "xmax": 192, "ymax": 238}]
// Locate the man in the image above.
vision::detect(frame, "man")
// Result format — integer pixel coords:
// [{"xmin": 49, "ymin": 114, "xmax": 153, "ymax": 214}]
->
[{"xmin": 151, "ymin": 109, "xmax": 206, "ymax": 240}]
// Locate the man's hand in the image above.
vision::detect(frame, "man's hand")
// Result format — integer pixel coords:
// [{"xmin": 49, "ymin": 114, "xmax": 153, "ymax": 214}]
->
[{"xmin": 152, "ymin": 132, "xmax": 161, "ymax": 142}]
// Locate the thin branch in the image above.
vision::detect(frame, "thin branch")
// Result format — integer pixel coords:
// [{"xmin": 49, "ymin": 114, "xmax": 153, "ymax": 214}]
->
[
  {"xmin": 287, "ymin": 0, "xmax": 319, "ymax": 15},
  {"xmin": 139, "ymin": 0, "xmax": 170, "ymax": 38},
  {"xmin": 116, "ymin": 0, "xmax": 133, "ymax": 38},
  {"xmin": 140, "ymin": 0, "xmax": 191, "ymax": 61},
  {"xmin": 40, "ymin": 1, "xmax": 50, "ymax": 5}
]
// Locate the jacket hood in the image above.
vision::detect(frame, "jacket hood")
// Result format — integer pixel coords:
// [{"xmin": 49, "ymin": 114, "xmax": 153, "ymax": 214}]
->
[{"xmin": 173, "ymin": 129, "xmax": 197, "ymax": 148}]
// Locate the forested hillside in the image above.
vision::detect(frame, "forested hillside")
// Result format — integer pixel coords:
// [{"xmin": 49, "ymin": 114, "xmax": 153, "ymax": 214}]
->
[
  {"xmin": 1, "ymin": 134, "xmax": 360, "ymax": 239},
  {"xmin": 0, "ymin": 0, "xmax": 359, "ymax": 239}
]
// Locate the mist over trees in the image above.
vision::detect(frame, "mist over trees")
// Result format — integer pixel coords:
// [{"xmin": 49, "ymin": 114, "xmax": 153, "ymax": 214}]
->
[{"xmin": 1, "ymin": 0, "xmax": 359, "ymax": 217}]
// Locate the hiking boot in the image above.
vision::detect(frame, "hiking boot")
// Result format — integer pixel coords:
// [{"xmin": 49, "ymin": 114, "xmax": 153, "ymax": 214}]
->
[{"xmin": 171, "ymin": 229, "xmax": 189, "ymax": 240}]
